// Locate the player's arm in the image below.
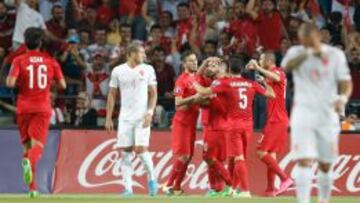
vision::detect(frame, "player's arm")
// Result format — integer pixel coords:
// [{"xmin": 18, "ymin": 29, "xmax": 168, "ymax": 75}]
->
[
  {"xmin": 5, "ymin": 76, "xmax": 17, "ymax": 88},
  {"xmin": 6, "ymin": 59, "xmax": 20, "ymax": 88},
  {"xmin": 262, "ymin": 81, "xmax": 276, "ymax": 98},
  {"xmin": 175, "ymin": 94, "xmax": 202, "ymax": 107},
  {"xmin": 53, "ymin": 61, "xmax": 67, "ymax": 89},
  {"xmin": 105, "ymin": 87, "xmax": 117, "ymax": 132},
  {"xmin": 281, "ymin": 47, "xmax": 309, "ymax": 72},
  {"xmin": 193, "ymin": 82, "xmax": 213, "ymax": 95},
  {"xmin": 256, "ymin": 78, "xmax": 275, "ymax": 98},
  {"xmin": 249, "ymin": 60, "xmax": 281, "ymax": 82}
]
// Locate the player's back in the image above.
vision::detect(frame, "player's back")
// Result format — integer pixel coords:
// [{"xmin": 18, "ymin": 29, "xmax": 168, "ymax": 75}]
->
[
  {"xmin": 226, "ymin": 77, "xmax": 266, "ymax": 123},
  {"xmin": 11, "ymin": 51, "xmax": 61, "ymax": 114},
  {"xmin": 281, "ymin": 44, "xmax": 351, "ymax": 110}
]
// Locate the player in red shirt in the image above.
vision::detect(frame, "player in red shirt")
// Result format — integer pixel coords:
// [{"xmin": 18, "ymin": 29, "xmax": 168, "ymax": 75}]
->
[
  {"xmin": 197, "ymin": 58, "xmax": 233, "ymax": 196},
  {"xmin": 6, "ymin": 28, "xmax": 66, "ymax": 198},
  {"xmin": 194, "ymin": 57, "xmax": 275, "ymax": 198},
  {"xmin": 162, "ymin": 51, "xmax": 204, "ymax": 195},
  {"xmin": 247, "ymin": 52, "xmax": 293, "ymax": 196}
]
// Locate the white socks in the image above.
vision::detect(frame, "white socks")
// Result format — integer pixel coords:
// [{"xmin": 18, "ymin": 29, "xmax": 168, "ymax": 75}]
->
[
  {"xmin": 317, "ymin": 170, "xmax": 333, "ymax": 202},
  {"xmin": 121, "ymin": 151, "xmax": 133, "ymax": 192},
  {"xmin": 138, "ymin": 152, "xmax": 156, "ymax": 181},
  {"xmin": 294, "ymin": 165, "xmax": 313, "ymax": 203}
]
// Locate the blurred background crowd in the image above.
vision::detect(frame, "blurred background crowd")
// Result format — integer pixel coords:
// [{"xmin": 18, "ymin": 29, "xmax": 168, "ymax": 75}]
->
[{"xmin": 0, "ymin": 0, "xmax": 359, "ymax": 130}]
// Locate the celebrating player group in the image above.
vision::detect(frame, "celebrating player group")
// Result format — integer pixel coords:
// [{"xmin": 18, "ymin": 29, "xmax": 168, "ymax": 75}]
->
[{"xmin": 7, "ymin": 21, "xmax": 352, "ymax": 203}]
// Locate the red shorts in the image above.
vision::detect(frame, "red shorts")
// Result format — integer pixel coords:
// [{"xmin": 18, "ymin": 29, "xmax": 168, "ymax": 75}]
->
[
  {"xmin": 172, "ymin": 122, "xmax": 196, "ymax": 156},
  {"xmin": 257, "ymin": 122, "xmax": 288, "ymax": 153},
  {"xmin": 16, "ymin": 112, "xmax": 51, "ymax": 145},
  {"xmin": 203, "ymin": 128, "xmax": 227, "ymax": 162},
  {"xmin": 227, "ymin": 127, "xmax": 252, "ymax": 158}
]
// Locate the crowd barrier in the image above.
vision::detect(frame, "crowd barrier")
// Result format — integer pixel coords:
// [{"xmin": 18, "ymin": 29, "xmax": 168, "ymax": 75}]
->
[{"xmin": 0, "ymin": 129, "xmax": 359, "ymax": 196}]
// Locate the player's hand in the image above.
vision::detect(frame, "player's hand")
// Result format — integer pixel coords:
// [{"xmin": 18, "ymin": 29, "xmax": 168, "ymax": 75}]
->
[
  {"xmin": 246, "ymin": 59, "xmax": 258, "ymax": 70},
  {"xmin": 334, "ymin": 95, "xmax": 348, "ymax": 116},
  {"xmin": 105, "ymin": 118, "xmax": 114, "ymax": 133},
  {"xmin": 256, "ymin": 75, "xmax": 265, "ymax": 84},
  {"xmin": 143, "ymin": 113, "xmax": 153, "ymax": 128}
]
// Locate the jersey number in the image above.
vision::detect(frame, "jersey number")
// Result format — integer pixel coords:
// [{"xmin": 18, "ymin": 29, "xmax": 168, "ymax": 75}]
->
[
  {"xmin": 238, "ymin": 88, "xmax": 248, "ymax": 109},
  {"xmin": 26, "ymin": 65, "xmax": 47, "ymax": 89}
]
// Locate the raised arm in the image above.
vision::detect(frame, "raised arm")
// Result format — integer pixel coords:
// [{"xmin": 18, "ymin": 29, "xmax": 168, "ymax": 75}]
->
[
  {"xmin": 249, "ymin": 60, "xmax": 281, "ymax": 82},
  {"xmin": 246, "ymin": 0, "xmax": 259, "ymax": 20}
]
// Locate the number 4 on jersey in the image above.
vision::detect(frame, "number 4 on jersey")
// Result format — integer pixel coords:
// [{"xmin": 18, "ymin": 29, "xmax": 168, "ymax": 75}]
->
[{"xmin": 26, "ymin": 65, "xmax": 47, "ymax": 89}]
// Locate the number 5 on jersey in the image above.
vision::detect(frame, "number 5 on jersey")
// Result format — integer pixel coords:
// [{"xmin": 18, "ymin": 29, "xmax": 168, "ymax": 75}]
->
[
  {"xmin": 26, "ymin": 65, "xmax": 47, "ymax": 89},
  {"xmin": 238, "ymin": 88, "xmax": 248, "ymax": 109}
]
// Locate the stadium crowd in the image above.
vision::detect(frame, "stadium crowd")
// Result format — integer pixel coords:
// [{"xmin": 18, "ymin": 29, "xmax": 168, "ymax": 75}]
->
[{"xmin": 0, "ymin": 0, "xmax": 359, "ymax": 129}]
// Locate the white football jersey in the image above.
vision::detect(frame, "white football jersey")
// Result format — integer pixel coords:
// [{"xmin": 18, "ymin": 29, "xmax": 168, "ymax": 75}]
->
[
  {"xmin": 281, "ymin": 44, "xmax": 351, "ymax": 111},
  {"xmin": 109, "ymin": 63, "xmax": 157, "ymax": 121}
]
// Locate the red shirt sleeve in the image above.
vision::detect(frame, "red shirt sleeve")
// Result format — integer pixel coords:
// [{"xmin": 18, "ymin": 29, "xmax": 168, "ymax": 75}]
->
[
  {"xmin": 174, "ymin": 79, "xmax": 185, "ymax": 97},
  {"xmin": 53, "ymin": 60, "xmax": 64, "ymax": 81},
  {"xmin": 253, "ymin": 82, "xmax": 267, "ymax": 96},
  {"xmin": 9, "ymin": 58, "xmax": 20, "ymax": 78}
]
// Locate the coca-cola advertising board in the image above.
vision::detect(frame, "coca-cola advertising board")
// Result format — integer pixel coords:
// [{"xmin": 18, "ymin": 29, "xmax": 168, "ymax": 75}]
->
[{"xmin": 53, "ymin": 130, "xmax": 360, "ymax": 196}]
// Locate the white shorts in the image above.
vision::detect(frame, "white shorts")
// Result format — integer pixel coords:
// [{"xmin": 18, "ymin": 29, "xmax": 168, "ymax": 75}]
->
[
  {"xmin": 116, "ymin": 119, "xmax": 151, "ymax": 148},
  {"xmin": 290, "ymin": 106, "xmax": 340, "ymax": 163}
]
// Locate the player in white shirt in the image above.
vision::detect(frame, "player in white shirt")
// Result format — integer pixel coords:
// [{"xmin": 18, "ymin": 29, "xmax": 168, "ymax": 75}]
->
[
  {"xmin": 105, "ymin": 42, "xmax": 158, "ymax": 196},
  {"xmin": 281, "ymin": 23, "xmax": 353, "ymax": 203}
]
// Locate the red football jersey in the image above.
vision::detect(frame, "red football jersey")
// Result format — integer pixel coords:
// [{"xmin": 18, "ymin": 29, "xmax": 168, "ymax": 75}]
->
[
  {"xmin": 9, "ymin": 50, "xmax": 64, "ymax": 114},
  {"xmin": 172, "ymin": 72, "xmax": 199, "ymax": 125},
  {"xmin": 266, "ymin": 67, "xmax": 289, "ymax": 123},
  {"xmin": 211, "ymin": 76, "xmax": 266, "ymax": 125}
]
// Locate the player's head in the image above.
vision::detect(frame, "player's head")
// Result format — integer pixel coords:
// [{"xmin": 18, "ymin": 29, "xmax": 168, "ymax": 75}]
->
[
  {"xmin": 181, "ymin": 50, "xmax": 198, "ymax": 73},
  {"xmin": 229, "ymin": 57, "xmax": 245, "ymax": 75},
  {"xmin": 24, "ymin": 27, "xmax": 44, "ymax": 50},
  {"xmin": 127, "ymin": 42, "xmax": 146, "ymax": 64},
  {"xmin": 204, "ymin": 58, "xmax": 220, "ymax": 78},
  {"xmin": 259, "ymin": 51, "xmax": 276, "ymax": 69},
  {"xmin": 298, "ymin": 22, "xmax": 322, "ymax": 48},
  {"xmin": 26, "ymin": 0, "xmax": 38, "ymax": 9}
]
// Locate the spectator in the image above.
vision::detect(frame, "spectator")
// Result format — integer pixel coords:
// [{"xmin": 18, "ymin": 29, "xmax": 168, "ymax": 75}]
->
[
  {"xmin": 287, "ymin": 14, "xmax": 303, "ymax": 44},
  {"xmin": 320, "ymin": 28, "xmax": 331, "ymax": 44},
  {"xmin": 85, "ymin": 26, "xmax": 112, "ymax": 62},
  {"xmin": 246, "ymin": 0, "xmax": 282, "ymax": 51},
  {"xmin": 50, "ymin": 93, "xmax": 65, "ymax": 126},
  {"xmin": 84, "ymin": 51, "xmax": 109, "ymax": 116},
  {"xmin": 176, "ymin": 2, "xmax": 192, "ymax": 47},
  {"xmin": 71, "ymin": 91, "xmax": 98, "ymax": 127},
  {"xmin": 109, "ymin": 23, "xmax": 132, "ymax": 68},
  {"xmin": 145, "ymin": 24, "xmax": 171, "ymax": 54},
  {"xmin": 342, "ymin": 113, "xmax": 360, "ymax": 131},
  {"xmin": 159, "ymin": 11, "xmax": 176, "ymax": 38},
  {"xmin": 106, "ymin": 18, "xmax": 121, "ymax": 46},
  {"xmin": 217, "ymin": 28, "xmax": 232, "ymax": 59},
  {"xmin": 46, "ymin": 5, "xmax": 67, "ymax": 39},
  {"xmin": 96, "ymin": 0, "xmax": 115, "ymax": 26},
  {"xmin": 158, "ymin": 0, "xmax": 188, "ymax": 21},
  {"xmin": 324, "ymin": 11, "xmax": 344, "ymax": 45},
  {"xmin": 0, "ymin": 1, "xmax": 16, "ymax": 51},
  {"xmin": 78, "ymin": 28, "xmax": 90, "ymax": 50},
  {"xmin": 150, "ymin": 46, "xmax": 175, "ymax": 111},
  {"xmin": 59, "ymin": 35, "xmax": 86, "ymax": 95},
  {"xmin": 39, "ymin": 0, "xmax": 66, "ymax": 21},
  {"xmin": 118, "ymin": 0, "xmax": 148, "ymax": 41},
  {"xmin": 75, "ymin": 6, "xmax": 97, "ymax": 35},
  {"xmin": 276, "ymin": 37, "xmax": 291, "ymax": 65},
  {"xmin": 228, "ymin": 0, "xmax": 259, "ymax": 57},
  {"xmin": 12, "ymin": 0, "xmax": 63, "ymax": 50}
]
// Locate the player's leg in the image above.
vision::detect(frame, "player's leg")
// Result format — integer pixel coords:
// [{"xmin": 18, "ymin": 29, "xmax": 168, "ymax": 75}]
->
[
  {"xmin": 134, "ymin": 122, "xmax": 157, "ymax": 196},
  {"xmin": 164, "ymin": 123, "xmax": 192, "ymax": 194},
  {"xmin": 116, "ymin": 120, "xmax": 135, "ymax": 195},
  {"xmin": 17, "ymin": 114, "xmax": 33, "ymax": 185},
  {"xmin": 257, "ymin": 123, "xmax": 292, "ymax": 195},
  {"xmin": 316, "ymin": 124, "xmax": 340, "ymax": 203},
  {"xmin": 26, "ymin": 113, "xmax": 51, "ymax": 197},
  {"xmin": 291, "ymin": 112, "xmax": 318, "ymax": 203}
]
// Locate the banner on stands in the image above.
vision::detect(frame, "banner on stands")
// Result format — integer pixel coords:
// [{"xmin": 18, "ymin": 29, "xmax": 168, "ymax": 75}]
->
[{"xmin": 53, "ymin": 130, "xmax": 360, "ymax": 196}]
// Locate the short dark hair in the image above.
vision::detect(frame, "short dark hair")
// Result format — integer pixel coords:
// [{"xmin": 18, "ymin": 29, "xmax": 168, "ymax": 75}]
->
[
  {"xmin": 24, "ymin": 27, "xmax": 44, "ymax": 50},
  {"xmin": 126, "ymin": 41, "xmax": 143, "ymax": 56},
  {"xmin": 150, "ymin": 24, "xmax": 161, "ymax": 32},
  {"xmin": 51, "ymin": 4, "xmax": 63, "ymax": 14},
  {"xmin": 181, "ymin": 50, "xmax": 196, "ymax": 61},
  {"xmin": 162, "ymin": 11, "xmax": 173, "ymax": 20},
  {"xmin": 229, "ymin": 57, "xmax": 245, "ymax": 74},
  {"xmin": 177, "ymin": 2, "xmax": 189, "ymax": 9}
]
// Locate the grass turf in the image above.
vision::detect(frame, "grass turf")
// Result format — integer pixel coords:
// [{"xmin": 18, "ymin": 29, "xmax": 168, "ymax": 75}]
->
[{"xmin": 0, "ymin": 195, "xmax": 359, "ymax": 203}]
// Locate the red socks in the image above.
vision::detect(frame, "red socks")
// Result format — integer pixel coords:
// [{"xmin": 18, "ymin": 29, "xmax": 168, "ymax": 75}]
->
[
  {"xmin": 27, "ymin": 145, "xmax": 43, "ymax": 191},
  {"xmin": 208, "ymin": 167, "xmax": 217, "ymax": 190},
  {"xmin": 211, "ymin": 160, "xmax": 232, "ymax": 186},
  {"xmin": 233, "ymin": 160, "xmax": 249, "ymax": 191},
  {"xmin": 166, "ymin": 159, "xmax": 186, "ymax": 187},
  {"xmin": 266, "ymin": 168, "xmax": 276, "ymax": 191},
  {"xmin": 228, "ymin": 158, "xmax": 235, "ymax": 179},
  {"xmin": 173, "ymin": 161, "xmax": 188, "ymax": 190},
  {"xmin": 261, "ymin": 154, "xmax": 288, "ymax": 181}
]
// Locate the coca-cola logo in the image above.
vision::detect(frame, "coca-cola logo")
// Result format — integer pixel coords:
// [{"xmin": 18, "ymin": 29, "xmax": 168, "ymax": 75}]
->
[
  {"xmin": 78, "ymin": 139, "xmax": 209, "ymax": 190},
  {"xmin": 77, "ymin": 138, "xmax": 360, "ymax": 194}
]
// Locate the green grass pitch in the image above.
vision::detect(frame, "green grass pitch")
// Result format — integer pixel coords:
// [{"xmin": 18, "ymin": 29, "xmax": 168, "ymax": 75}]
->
[{"xmin": 0, "ymin": 195, "xmax": 359, "ymax": 203}]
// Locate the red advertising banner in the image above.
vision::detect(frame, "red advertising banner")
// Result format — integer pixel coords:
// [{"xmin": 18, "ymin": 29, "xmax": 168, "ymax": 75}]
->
[{"xmin": 53, "ymin": 130, "xmax": 360, "ymax": 196}]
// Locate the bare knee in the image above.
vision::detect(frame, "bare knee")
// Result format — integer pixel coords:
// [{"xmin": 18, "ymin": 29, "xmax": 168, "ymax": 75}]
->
[
  {"xmin": 234, "ymin": 155, "xmax": 245, "ymax": 161},
  {"xmin": 257, "ymin": 151, "xmax": 267, "ymax": 159},
  {"xmin": 297, "ymin": 159, "xmax": 313, "ymax": 167}
]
